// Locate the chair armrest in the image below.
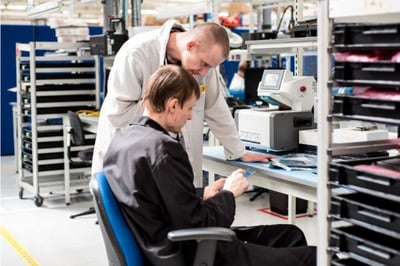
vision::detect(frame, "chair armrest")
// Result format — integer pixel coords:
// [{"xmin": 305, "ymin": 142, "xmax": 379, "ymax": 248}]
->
[
  {"xmin": 168, "ymin": 227, "xmax": 236, "ymax": 266},
  {"xmin": 167, "ymin": 227, "xmax": 236, "ymax": 242}
]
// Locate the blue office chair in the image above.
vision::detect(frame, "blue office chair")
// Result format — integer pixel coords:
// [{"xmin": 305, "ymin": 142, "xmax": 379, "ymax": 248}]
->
[{"xmin": 91, "ymin": 171, "xmax": 237, "ymax": 266}]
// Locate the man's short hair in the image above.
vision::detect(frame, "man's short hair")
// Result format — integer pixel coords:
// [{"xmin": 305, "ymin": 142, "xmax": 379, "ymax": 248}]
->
[
  {"xmin": 191, "ymin": 23, "xmax": 230, "ymax": 58},
  {"xmin": 143, "ymin": 65, "xmax": 200, "ymax": 113}
]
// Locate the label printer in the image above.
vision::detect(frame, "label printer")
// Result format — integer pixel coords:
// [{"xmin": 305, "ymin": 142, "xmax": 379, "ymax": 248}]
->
[{"xmin": 236, "ymin": 69, "xmax": 316, "ymax": 152}]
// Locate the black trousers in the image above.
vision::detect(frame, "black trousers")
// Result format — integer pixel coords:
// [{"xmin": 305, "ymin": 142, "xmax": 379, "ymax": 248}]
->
[{"xmin": 214, "ymin": 224, "xmax": 316, "ymax": 266}]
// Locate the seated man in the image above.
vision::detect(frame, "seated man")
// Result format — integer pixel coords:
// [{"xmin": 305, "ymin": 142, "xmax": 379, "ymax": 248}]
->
[{"xmin": 103, "ymin": 65, "xmax": 316, "ymax": 266}]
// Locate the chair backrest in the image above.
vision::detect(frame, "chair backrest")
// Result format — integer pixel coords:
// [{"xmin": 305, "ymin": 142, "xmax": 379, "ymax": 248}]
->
[
  {"xmin": 67, "ymin": 110, "xmax": 85, "ymax": 146},
  {"xmin": 91, "ymin": 171, "xmax": 143, "ymax": 266}
]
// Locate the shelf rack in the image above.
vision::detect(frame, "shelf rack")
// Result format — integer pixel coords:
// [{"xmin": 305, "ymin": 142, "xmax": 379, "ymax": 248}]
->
[
  {"xmin": 15, "ymin": 41, "xmax": 100, "ymax": 206},
  {"xmin": 318, "ymin": 1, "xmax": 400, "ymax": 264}
]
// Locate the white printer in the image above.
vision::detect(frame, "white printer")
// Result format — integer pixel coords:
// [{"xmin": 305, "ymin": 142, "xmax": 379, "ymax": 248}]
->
[{"xmin": 236, "ymin": 69, "xmax": 316, "ymax": 151}]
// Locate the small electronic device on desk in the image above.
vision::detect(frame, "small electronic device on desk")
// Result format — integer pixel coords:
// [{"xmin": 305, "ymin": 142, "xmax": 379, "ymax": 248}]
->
[{"xmin": 236, "ymin": 69, "xmax": 316, "ymax": 152}]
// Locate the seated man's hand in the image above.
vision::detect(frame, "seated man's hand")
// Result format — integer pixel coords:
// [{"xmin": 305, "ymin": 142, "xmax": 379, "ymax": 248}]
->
[
  {"xmin": 203, "ymin": 178, "xmax": 226, "ymax": 201},
  {"xmin": 240, "ymin": 152, "xmax": 274, "ymax": 163},
  {"xmin": 223, "ymin": 169, "xmax": 249, "ymax": 198}
]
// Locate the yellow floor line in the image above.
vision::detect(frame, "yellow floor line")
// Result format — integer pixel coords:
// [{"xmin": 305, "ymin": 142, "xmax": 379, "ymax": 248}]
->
[{"xmin": 0, "ymin": 226, "xmax": 40, "ymax": 266}]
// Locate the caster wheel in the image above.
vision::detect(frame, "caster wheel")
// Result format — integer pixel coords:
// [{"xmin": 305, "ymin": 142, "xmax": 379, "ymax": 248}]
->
[
  {"xmin": 19, "ymin": 188, "xmax": 24, "ymax": 199},
  {"xmin": 76, "ymin": 189, "xmax": 83, "ymax": 193},
  {"xmin": 33, "ymin": 195, "xmax": 44, "ymax": 207}
]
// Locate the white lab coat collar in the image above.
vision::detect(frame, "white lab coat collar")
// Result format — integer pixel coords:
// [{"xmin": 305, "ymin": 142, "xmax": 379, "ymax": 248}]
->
[{"xmin": 157, "ymin": 20, "xmax": 186, "ymax": 66}]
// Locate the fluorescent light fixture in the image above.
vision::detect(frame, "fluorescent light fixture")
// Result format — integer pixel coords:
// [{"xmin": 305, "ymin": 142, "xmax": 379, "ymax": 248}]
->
[
  {"xmin": 156, "ymin": 2, "xmax": 208, "ymax": 19},
  {"xmin": 141, "ymin": 9, "xmax": 158, "ymax": 16},
  {"xmin": 127, "ymin": 8, "xmax": 159, "ymax": 16},
  {"xmin": 0, "ymin": 4, "xmax": 27, "ymax": 11},
  {"xmin": 26, "ymin": 1, "xmax": 62, "ymax": 17}
]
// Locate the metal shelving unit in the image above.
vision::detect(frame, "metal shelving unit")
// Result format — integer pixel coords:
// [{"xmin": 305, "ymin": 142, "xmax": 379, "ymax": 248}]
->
[
  {"xmin": 246, "ymin": 36, "xmax": 317, "ymax": 54},
  {"xmin": 247, "ymin": 36, "xmax": 317, "ymax": 75},
  {"xmin": 227, "ymin": 0, "xmax": 317, "ymax": 76},
  {"xmin": 15, "ymin": 41, "xmax": 100, "ymax": 206},
  {"xmin": 317, "ymin": 1, "xmax": 400, "ymax": 265}
]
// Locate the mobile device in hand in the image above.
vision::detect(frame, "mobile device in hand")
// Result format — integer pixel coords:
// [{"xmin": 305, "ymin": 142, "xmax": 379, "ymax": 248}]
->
[{"xmin": 244, "ymin": 168, "xmax": 255, "ymax": 178}]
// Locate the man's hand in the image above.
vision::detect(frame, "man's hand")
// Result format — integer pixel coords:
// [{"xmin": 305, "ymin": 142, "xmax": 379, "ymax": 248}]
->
[
  {"xmin": 240, "ymin": 152, "xmax": 274, "ymax": 163},
  {"xmin": 203, "ymin": 178, "xmax": 226, "ymax": 201},
  {"xmin": 223, "ymin": 169, "xmax": 249, "ymax": 198}
]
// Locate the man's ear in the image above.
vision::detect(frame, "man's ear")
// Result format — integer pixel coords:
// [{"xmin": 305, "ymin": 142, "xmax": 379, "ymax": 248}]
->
[
  {"xmin": 167, "ymin": 98, "xmax": 179, "ymax": 113},
  {"xmin": 186, "ymin": 41, "xmax": 196, "ymax": 51}
]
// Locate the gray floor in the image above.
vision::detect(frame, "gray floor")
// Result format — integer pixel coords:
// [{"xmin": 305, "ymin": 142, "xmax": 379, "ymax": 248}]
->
[{"xmin": 1, "ymin": 155, "xmax": 317, "ymax": 266}]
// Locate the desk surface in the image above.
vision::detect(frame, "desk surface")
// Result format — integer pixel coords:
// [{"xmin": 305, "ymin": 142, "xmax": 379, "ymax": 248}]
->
[
  {"xmin": 202, "ymin": 146, "xmax": 317, "ymax": 188},
  {"xmin": 202, "ymin": 146, "xmax": 318, "ymax": 224}
]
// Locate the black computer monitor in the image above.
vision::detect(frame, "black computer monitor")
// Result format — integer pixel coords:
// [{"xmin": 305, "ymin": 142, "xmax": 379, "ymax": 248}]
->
[
  {"xmin": 104, "ymin": 66, "xmax": 112, "ymax": 97},
  {"xmin": 244, "ymin": 67, "xmax": 267, "ymax": 105}
]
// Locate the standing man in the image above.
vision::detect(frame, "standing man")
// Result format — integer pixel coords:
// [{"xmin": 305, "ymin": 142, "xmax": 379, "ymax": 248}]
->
[
  {"xmin": 93, "ymin": 20, "xmax": 271, "ymax": 187},
  {"xmin": 104, "ymin": 65, "xmax": 316, "ymax": 266}
]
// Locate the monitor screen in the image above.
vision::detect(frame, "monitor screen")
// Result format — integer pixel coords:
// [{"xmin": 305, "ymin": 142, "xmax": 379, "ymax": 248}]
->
[
  {"xmin": 258, "ymin": 69, "xmax": 286, "ymax": 91},
  {"xmin": 262, "ymin": 73, "xmax": 281, "ymax": 87}
]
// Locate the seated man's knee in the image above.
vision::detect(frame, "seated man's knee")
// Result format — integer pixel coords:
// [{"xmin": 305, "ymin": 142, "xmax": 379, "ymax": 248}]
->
[{"xmin": 286, "ymin": 224, "xmax": 307, "ymax": 246}]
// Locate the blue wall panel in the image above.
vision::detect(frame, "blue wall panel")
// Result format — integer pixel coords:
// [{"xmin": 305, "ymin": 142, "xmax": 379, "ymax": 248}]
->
[
  {"xmin": 1, "ymin": 25, "xmax": 56, "ymax": 155},
  {"xmin": 0, "ymin": 25, "xmax": 102, "ymax": 155}
]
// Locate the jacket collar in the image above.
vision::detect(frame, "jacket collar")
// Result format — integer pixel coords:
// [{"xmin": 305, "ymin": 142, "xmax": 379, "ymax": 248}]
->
[
  {"xmin": 158, "ymin": 19, "xmax": 186, "ymax": 66},
  {"xmin": 131, "ymin": 115, "xmax": 169, "ymax": 136}
]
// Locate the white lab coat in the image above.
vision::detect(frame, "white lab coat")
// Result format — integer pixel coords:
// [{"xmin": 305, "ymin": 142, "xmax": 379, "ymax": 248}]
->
[{"xmin": 92, "ymin": 20, "xmax": 245, "ymax": 186}]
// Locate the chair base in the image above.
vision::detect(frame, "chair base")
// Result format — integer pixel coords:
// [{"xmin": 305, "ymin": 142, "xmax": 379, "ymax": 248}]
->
[
  {"xmin": 70, "ymin": 206, "xmax": 95, "ymax": 219},
  {"xmin": 246, "ymin": 187, "xmax": 269, "ymax": 202}
]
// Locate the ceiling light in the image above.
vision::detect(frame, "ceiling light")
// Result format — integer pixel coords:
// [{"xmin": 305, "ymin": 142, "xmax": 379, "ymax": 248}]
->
[
  {"xmin": 156, "ymin": 2, "xmax": 208, "ymax": 19},
  {"xmin": 141, "ymin": 9, "xmax": 158, "ymax": 16},
  {"xmin": 1, "ymin": 4, "xmax": 26, "ymax": 11},
  {"xmin": 26, "ymin": 1, "xmax": 62, "ymax": 17}
]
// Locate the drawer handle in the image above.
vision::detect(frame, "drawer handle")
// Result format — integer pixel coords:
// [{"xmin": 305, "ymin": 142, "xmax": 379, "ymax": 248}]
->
[
  {"xmin": 358, "ymin": 209, "xmax": 392, "ymax": 223},
  {"xmin": 363, "ymin": 28, "xmax": 398, "ymax": 35},
  {"xmin": 356, "ymin": 175, "xmax": 391, "ymax": 186},
  {"xmin": 361, "ymin": 67, "xmax": 395, "ymax": 72},
  {"xmin": 360, "ymin": 103, "xmax": 396, "ymax": 111},
  {"xmin": 357, "ymin": 244, "xmax": 391, "ymax": 260}
]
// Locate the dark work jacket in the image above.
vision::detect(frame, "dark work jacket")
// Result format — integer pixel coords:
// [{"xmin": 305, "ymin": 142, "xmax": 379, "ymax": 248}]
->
[{"xmin": 103, "ymin": 116, "xmax": 236, "ymax": 265}]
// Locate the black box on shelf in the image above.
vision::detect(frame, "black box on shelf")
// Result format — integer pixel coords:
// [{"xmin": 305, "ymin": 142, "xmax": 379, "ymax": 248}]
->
[
  {"xmin": 331, "ymin": 225, "xmax": 400, "ymax": 265},
  {"xmin": 334, "ymin": 61, "xmax": 400, "ymax": 86},
  {"xmin": 269, "ymin": 190, "xmax": 308, "ymax": 216},
  {"xmin": 292, "ymin": 24, "xmax": 317, "ymax": 38},
  {"xmin": 245, "ymin": 31, "xmax": 277, "ymax": 41},
  {"xmin": 89, "ymin": 33, "xmax": 128, "ymax": 56},
  {"xmin": 332, "ymin": 95, "xmax": 400, "ymax": 123},
  {"xmin": 330, "ymin": 192, "xmax": 400, "ymax": 238},
  {"xmin": 333, "ymin": 23, "xmax": 400, "ymax": 47},
  {"xmin": 329, "ymin": 157, "xmax": 400, "ymax": 200}
]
